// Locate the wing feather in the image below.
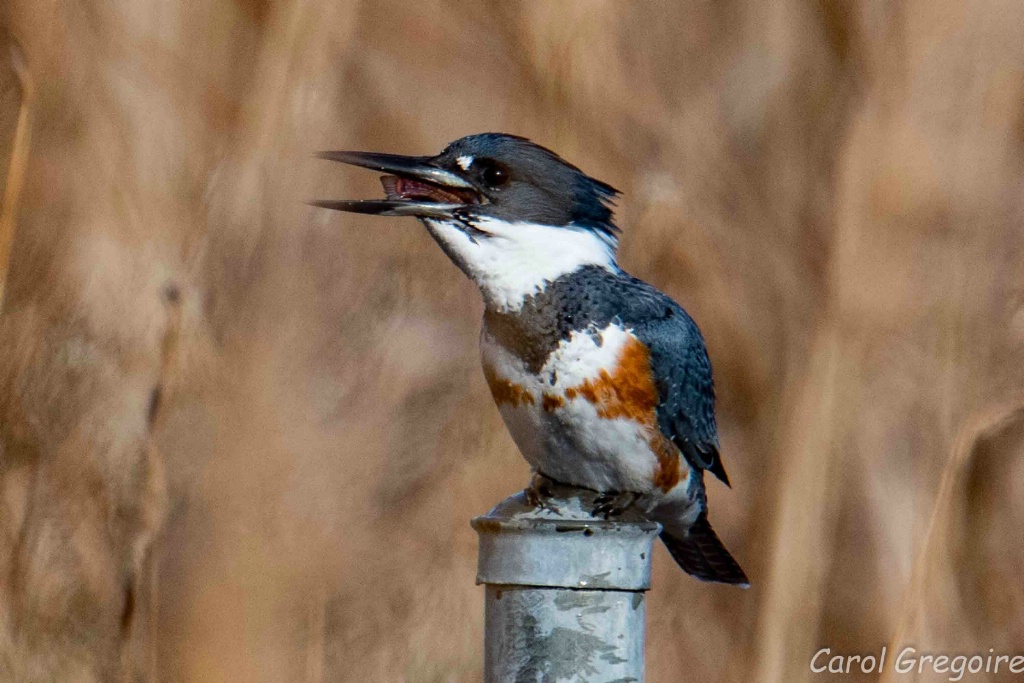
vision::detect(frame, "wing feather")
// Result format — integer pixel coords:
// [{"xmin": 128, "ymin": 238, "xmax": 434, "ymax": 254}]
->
[{"xmin": 626, "ymin": 282, "xmax": 729, "ymax": 486}]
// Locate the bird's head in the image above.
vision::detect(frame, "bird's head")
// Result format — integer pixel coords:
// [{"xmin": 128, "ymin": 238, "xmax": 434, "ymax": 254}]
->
[{"xmin": 315, "ymin": 133, "xmax": 621, "ymax": 311}]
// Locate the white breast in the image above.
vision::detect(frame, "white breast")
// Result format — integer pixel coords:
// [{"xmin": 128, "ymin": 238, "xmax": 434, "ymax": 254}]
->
[
  {"xmin": 424, "ymin": 217, "xmax": 617, "ymax": 312},
  {"xmin": 480, "ymin": 323, "xmax": 662, "ymax": 493}
]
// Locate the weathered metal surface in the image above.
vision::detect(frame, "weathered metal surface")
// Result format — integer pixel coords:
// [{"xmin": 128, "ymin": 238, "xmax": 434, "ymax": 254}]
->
[
  {"xmin": 473, "ymin": 477, "xmax": 660, "ymax": 683},
  {"xmin": 483, "ymin": 586, "xmax": 646, "ymax": 683}
]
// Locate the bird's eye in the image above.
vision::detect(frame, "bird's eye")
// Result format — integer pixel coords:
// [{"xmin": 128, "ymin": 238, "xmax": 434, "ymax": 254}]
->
[{"xmin": 480, "ymin": 161, "xmax": 510, "ymax": 189}]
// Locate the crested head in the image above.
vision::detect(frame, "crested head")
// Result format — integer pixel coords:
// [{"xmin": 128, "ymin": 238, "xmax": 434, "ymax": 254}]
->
[
  {"xmin": 315, "ymin": 133, "xmax": 623, "ymax": 311},
  {"xmin": 431, "ymin": 133, "xmax": 621, "ymax": 247}
]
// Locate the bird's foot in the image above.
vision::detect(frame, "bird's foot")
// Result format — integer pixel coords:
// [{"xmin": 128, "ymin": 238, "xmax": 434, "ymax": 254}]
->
[
  {"xmin": 524, "ymin": 472, "xmax": 560, "ymax": 513},
  {"xmin": 592, "ymin": 491, "xmax": 640, "ymax": 520}
]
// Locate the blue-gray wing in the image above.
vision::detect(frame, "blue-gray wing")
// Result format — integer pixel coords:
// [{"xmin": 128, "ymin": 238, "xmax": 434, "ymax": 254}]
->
[{"xmin": 628, "ymin": 289, "xmax": 730, "ymax": 486}]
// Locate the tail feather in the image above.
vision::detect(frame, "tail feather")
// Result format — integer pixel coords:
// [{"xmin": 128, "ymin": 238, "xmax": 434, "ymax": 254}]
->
[{"xmin": 660, "ymin": 514, "xmax": 749, "ymax": 587}]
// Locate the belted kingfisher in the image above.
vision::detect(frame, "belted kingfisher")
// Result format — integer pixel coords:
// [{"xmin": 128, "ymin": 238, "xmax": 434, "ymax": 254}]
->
[{"xmin": 314, "ymin": 133, "xmax": 748, "ymax": 586}]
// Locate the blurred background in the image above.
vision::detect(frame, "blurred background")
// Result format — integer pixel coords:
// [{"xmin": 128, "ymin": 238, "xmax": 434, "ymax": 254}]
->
[{"xmin": 1, "ymin": 1, "xmax": 1023, "ymax": 681}]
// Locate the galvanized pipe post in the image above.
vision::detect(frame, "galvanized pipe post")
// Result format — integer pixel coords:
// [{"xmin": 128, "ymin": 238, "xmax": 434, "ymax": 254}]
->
[{"xmin": 472, "ymin": 477, "xmax": 661, "ymax": 683}]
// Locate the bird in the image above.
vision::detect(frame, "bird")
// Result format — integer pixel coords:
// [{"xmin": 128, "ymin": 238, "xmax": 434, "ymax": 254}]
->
[{"xmin": 313, "ymin": 133, "xmax": 748, "ymax": 586}]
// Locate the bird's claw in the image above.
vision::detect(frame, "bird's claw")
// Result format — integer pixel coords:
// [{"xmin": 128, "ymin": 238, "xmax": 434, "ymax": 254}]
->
[
  {"xmin": 591, "ymin": 491, "xmax": 640, "ymax": 519},
  {"xmin": 525, "ymin": 472, "xmax": 559, "ymax": 513}
]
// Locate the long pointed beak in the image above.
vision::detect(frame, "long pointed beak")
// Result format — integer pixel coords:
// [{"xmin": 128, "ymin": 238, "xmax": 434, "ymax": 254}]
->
[
  {"xmin": 308, "ymin": 198, "xmax": 466, "ymax": 219},
  {"xmin": 316, "ymin": 151, "xmax": 475, "ymax": 190},
  {"xmin": 313, "ymin": 150, "xmax": 481, "ymax": 219}
]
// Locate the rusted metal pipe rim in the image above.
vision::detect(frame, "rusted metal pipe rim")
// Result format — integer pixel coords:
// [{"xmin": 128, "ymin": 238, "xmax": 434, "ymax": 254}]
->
[
  {"xmin": 472, "ymin": 516, "xmax": 660, "ymax": 534},
  {"xmin": 472, "ymin": 487, "xmax": 661, "ymax": 591}
]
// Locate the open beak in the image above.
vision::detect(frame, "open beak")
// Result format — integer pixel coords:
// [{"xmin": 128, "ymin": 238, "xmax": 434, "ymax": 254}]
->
[{"xmin": 312, "ymin": 150, "xmax": 481, "ymax": 219}]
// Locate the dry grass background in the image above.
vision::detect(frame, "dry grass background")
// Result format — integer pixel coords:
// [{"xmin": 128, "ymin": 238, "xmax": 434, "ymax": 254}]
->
[{"xmin": 0, "ymin": 1, "xmax": 1022, "ymax": 681}]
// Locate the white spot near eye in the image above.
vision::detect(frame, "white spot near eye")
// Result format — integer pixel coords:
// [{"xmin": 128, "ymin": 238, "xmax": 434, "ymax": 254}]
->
[{"xmin": 457, "ymin": 155, "xmax": 474, "ymax": 170}]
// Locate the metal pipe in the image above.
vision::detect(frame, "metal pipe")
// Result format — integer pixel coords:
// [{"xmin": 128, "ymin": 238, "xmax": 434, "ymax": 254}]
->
[{"xmin": 472, "ymin": 476, "xmax": 660, "ymax": 683}]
